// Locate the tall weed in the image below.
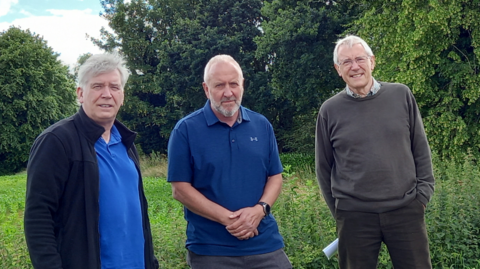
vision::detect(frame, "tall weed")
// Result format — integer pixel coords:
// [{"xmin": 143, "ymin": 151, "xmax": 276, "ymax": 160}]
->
[
  {"xmin": 280, "ymin": 153, "xmax": 315, "ymax": 179},
  {"xmin": 427, "ymin": 154, "xmax": 480, "ymax": 268},
  {"xmin": 276, "ymin": 165, "xmax": 338, "ymax": 268},
  {"xmin": 141, "ymin": 151, "xmax": 168, "ymax": 178}
]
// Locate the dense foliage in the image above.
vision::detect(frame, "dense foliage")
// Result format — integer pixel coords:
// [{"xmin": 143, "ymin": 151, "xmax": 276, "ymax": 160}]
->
[
  {"xmin": 352, "ymin": 0, "xmax": 480, "ymax": 161},
  {"xmin": 93, "ymin": 0, "xmax": 361, "ymax": 154},
  {"xmin": 0, "ymin": 27, "xmax": 77, "ymax": 175},
  {"xmin": 94, "ymin": 0, "xmax": 281, "ymax": 154},
  {"xmin": 90, "ymin": 0, "xmax": 480, "ymax": 161},
  {"xmin": 3, "ymin": 0, "xmax": 480, "ymax": 169},
  {"xmin": 1, "ymin": 154, "xmax": 479, "ymax": 268},
  {"xmin": 255, "ymin": 0, "xmax": 359, "ymax": 152}
]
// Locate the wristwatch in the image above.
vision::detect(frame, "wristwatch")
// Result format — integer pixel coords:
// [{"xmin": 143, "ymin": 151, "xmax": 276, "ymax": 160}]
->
[{"xmin": 257, "ymin": 201, "xmax": 271, "ymax": 217}]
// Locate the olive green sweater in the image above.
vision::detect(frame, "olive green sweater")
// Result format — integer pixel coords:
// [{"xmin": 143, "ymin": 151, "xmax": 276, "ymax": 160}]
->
[{"xmin": 315, "ymin": 82, "xmax": 434, "ymax": 215}]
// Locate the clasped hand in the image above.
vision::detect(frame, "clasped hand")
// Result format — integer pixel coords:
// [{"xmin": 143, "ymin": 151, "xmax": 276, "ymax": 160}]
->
[{"xmin": 225, "ymin": 206, "xmax": 264, "ymax": 240}]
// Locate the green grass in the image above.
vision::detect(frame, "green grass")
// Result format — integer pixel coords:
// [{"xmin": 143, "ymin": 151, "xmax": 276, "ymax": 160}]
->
[
  {"xmin": 0, "ymin": 174, "xmax": 188, "ymax": 269},
  {"xmin": 1, "ymin": 154, "xmax": 480, "ymax": 268},
  {"xmin": 143, "ymin": 177, "xmax": 187, "ymax": 268},
  {"xmin": 0, "ymin": 173, "xmax": 30, "ymax": 269}
]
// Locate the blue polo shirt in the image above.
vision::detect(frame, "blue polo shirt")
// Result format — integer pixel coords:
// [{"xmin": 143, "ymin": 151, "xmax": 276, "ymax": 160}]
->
[
  {"xmin": 95, "ymin": 125, "xmax": 145, "ymax": 269},
  {"xmin": 167, "ymin": 100, "xmax": 285, "ymax": 256}
]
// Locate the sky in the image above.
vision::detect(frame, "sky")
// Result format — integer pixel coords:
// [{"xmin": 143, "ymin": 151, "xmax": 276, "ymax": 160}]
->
[{"xmin": 0, "ymin": 0, "xmax": 115, "ymax": 69}]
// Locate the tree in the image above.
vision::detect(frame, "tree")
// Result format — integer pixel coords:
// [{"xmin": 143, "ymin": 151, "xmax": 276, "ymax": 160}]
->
[
  {"xmin": 73, "ymin": 52, "xmax": 93, "ymax": 81},
  {"xmin": 0, "ymin": 26, "xmax": 77, "ymax": 175},
  {"xmin": 94, "ymin": 0, "xmax": 277, "ymax": 154},
  {"xmin": 255, "ymin": 0, "xmax": 361, "ymax": 152},
  {"xmin": 93, "ymin": 0, "xmax": 188, "ymax": 154},
  {"xmin": 351, "ymin": 0, "xmax": 480, "ymax": 161}
]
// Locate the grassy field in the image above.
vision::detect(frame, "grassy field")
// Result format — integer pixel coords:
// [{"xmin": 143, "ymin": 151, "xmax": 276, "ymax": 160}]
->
[
  {"xmin": 1, "ymin": 153, "xmax": 479, "ymax": 268},
  {"xmin": 0, "ymin": 173, "xmax": 30, "ymax": 268}
]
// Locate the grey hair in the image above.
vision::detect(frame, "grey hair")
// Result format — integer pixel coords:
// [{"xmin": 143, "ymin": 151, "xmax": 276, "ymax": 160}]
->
[
  {"xmin": 333, "ymin": 35, "xmax": 374, "ymax": 65},
  {"xmin": 203, "ymin": 54, "xmax": 243, "ymax": 83},
  {"xmin": 78, "ymin": 53, "xmax": 130, "ymax": 90}
]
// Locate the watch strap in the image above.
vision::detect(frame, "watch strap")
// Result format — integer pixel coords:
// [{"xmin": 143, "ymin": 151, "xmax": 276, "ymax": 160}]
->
[{"xmin": 257, "ymin": 201, "xmax": 270, "ymax": 217}]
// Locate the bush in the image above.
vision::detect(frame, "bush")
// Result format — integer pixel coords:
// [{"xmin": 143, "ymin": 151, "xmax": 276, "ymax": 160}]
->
[{"xmin": 0, "ymin": 27, "xmax": 77, "ymax": 175}]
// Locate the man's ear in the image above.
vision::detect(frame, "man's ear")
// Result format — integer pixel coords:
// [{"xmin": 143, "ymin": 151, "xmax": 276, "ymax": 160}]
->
[
  {"xmin": 370, "ymin": 55, "xmax": 376, "ymax": 71},
  {"xmin": 334, "ymin": 64, "xmax": 341, "ymax": 77},
  {"xmin": 202, "ymin": 82, "xmax": 210, "ymax": 99},
  {"xmin": 76, "ymin": 87, "xmax": 84, "ymax": 103}
]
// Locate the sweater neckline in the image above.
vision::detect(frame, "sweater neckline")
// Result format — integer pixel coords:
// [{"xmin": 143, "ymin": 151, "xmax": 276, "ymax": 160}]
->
[{"xmin": 342, "ymin": 82, "xmax": 386, "ymax": 101}]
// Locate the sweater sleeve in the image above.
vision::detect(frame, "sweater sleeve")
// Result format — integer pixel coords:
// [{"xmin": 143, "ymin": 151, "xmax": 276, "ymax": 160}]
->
[
  {"xmin": 408, "ymin": 91, "xmax": 435, "ymax": 206},
  {"xmin": 315, "ymin": 108, "xmax": 336, "ymax": 216},
  {"xmin": 25, "ymin": 133, "xmax": 69, "ymax": 269}
]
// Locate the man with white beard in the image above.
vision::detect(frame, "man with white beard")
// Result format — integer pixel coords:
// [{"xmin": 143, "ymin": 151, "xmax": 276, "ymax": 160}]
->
[{"xmin": 167, "ymin": 55, "xmax": 292, "ymax": 269}]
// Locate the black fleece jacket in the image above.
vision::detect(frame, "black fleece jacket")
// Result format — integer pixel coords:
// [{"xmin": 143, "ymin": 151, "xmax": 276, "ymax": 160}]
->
[{"xmin": 24, "ymin": 107, "xmax": 159, "ymax": 269}]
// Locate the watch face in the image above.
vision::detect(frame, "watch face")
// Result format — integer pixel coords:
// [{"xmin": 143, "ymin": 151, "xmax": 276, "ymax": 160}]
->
[
  {"xmin": 264, "ymin": 203, "xmax": 271, "ymax": 215},
  {"xmin": 259, "ymin": 202, "xmax": 270, "ymax": 216}
]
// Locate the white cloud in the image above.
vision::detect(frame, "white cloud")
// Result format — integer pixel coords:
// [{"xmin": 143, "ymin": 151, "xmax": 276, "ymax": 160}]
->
[
  {"xmin": 0, "ymin": 0, "xmax": 18, "ymax": 17},
  {"xmin": 19, "ymin": 9, "xmax": 32, "ymax": 16},
  {"xmin": 0, "ymin": 8, "xmax": 112, "ymax": 69}
]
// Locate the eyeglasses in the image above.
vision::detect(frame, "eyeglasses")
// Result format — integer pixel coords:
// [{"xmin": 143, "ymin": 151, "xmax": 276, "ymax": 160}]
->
[{"xmin": 338, "ymin": 56, "xmax": 370, "ymax": 68}]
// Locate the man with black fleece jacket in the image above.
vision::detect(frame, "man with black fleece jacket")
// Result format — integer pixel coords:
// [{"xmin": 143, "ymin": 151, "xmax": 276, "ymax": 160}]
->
[
  {"xmin": 316, "ymin": 35, "xmax": 434, "ymax": 269},
  {"xmin": 24, "ymin": 54, "xmax": 159, "ymax": 269}
]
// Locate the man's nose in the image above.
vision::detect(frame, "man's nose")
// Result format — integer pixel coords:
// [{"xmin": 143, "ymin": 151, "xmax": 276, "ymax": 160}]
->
[
  {"xmin": 223, "ymin": 86, "xmax": 233, "ymax": 97},
  {"xmin": 351, "ymin": 60, "xmax": 361, "ymax": 69},
  {"xmin": 100, "ymin": 87, "xmax": 113, "ymax": 98}
]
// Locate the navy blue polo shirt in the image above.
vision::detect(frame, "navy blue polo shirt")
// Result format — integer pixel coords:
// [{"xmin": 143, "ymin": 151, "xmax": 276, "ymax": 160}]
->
[
  {"xmin": 95, "ymin": 125, "xmax": 145, "ymax": 269},
  {"xmin": 167, "ymin": 100, "xmax": 285, "ymax": 256}
]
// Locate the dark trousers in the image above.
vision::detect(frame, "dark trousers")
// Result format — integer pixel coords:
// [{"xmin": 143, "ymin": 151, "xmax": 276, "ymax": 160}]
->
[
  {"xmin": 335, "ymin": 199, "xmax": 432, "ymax": 269},
  {"xmin": 187, "ymin": 248, "xmax": 292, "ymax": 269}
]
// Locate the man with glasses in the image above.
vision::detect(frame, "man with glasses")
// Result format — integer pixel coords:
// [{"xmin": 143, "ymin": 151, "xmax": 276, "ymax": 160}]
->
[{"xmin": 315, "ymin": 35, "xmax": 435, "ymax": 268}]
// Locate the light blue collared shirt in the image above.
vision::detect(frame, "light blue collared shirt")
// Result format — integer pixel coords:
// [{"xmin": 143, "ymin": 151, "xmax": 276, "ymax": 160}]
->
[{"xmin": 345, "ymin": 78, "xmax": 381, "ymax": 98}]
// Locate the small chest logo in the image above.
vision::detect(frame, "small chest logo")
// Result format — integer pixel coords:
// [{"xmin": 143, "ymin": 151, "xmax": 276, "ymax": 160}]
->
[{"xmin": 250, "ymin": 137, "xmax": 258, "ymax": 142}]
